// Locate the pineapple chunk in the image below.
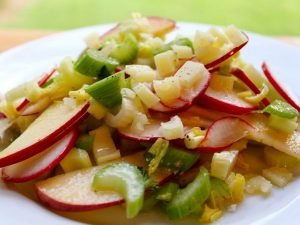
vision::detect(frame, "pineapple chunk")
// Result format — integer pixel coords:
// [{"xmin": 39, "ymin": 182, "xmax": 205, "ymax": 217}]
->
[
  {"xmin": 160, "ymin": 115, "xmax": 184, "ymax": 140},
  {"xmin": 60, "ymin": 148, "xmax": 92, "ymax": 173},
  {"xmin": 69, "ymin": 87, "xmax": 91, "ymax": 103},
  {"xmin": 200, "ymin": 205, "xmax": 223, "ymax": 223},
  {"xmin": 153, "ymin": 76, "xmax": 181, "ymax": 103},
  {"xmin": 208, "ymin": 27, "xmax": 230, "ymax": 47},
  {"xmin": 90, "ymin": 125, "xmax": 120, "ymax": 165},
  {"xmin": 245, "ymin": 176, "xmax": 272, "ymax": 195},
  {"xmin": 125, "ymin": 65, "xmax": 156, "ymax": 83},
  {"xmin": 210, "ymin": 74, "xmax": 235, "ymax": 91},
  {"xmin": 130, "ymin": 112, "xmax": 149, "ymax": 133},
  {"xmin": 133, "ymin": 83, "xmax": 160, "ymax": 108},
  {"xmin": 87, "ymin": 99, "xmax": 107, "ymax": 120},
  {"xmin": 194, "ymin": 30, "xmax": 215, "ymax": 48},
  {"xmin": 211, "ymin": 150, "xmax": 239, "ymax": 180},
  {"xmin": 224, "ymin": 25, "xmax": 247, "ymax": 47},
  {"xmin": 154, "ymin": 50, "xmax": 176, "ymax": 77},
  {"xmin": 184, "ymin": 127, "xmax": 205, "ymax": 149},
  {"xmin": 226, "ymin": 173, "xmax": 245, "ymax": 203},
  {"xmin": 171, "ymin": 45, "xmax": 193, "ymax": 59},
  {"xmin": 262, "ymin": 167, "xmax": 293, "ymax": 187},
  {"xmin": 175, "ymin": 61, "xmax": 208, "ymax": 88}
]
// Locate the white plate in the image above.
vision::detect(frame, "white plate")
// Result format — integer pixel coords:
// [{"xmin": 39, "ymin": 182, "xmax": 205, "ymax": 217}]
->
[{"xmin": 0, "ymin": 22, "xmax": 300, "ymax": 225}]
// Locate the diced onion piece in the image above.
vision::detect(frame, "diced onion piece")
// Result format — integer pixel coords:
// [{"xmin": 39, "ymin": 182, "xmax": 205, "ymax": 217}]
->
[
  {"xmin": 245, "ymin": 176, "xmax": 272, "ymax": 195},
  {"xmin": 171, "ymin": 45, "xmax": 193, "ymax": 59},
  {"xmin": 154, "ymin": 50, "xmax": 176, "ymax": 77},
  {"xmin": 225, "ymin": 172, "xmax": 245, "ymax": 203},
  {"xmin": 130, "ymin": 112, "xmax": 149, "ymax": 133},
  {"xmin": 262, "ymin": 167, "xmax": 293, "ymax": 187},
  {"xmin": 121, "ymin": 88, "xmax": 136, "ymax": 99},
  {"xmin": 133, "ymin": 83, "xmax": 160, "ymax": 108},
  {"xmin": 175, "ymin": 61, "xmax": 207, "ymax": 88},
  {"xmin": 153, "ymin": 76, "xmax": 181, "ymax": 103},
  {"xmin": 125, "ymin": 65, "xmax": 156, "ymax": 82},
  {"xmin": 159, "ymin": 116, "xmax": 184, "ymax": 140},
  {"xmin": 211, "ymin": 150, "xmax": 239, "ymax": 180},
  {"xmin": 84, "ymin": 32, "xmax": 101, "ymax": 49},
  {"xmin": 210, "ymin": 74, "xmax": 235, "ymax": 91},
  {"xmin": 60, "ymin": 148, "xmax": 92, "ymax": 173},
  {"xmin": 90, "ymin": 125, "xmax": 120, "ymax": 165},
  {"xmin": 224, "ymin": 25, "xmax": 247, "ymax": 47},
  {"xmin": 105, "ymin": 98, "xmax": 136, "ymax": 128}
]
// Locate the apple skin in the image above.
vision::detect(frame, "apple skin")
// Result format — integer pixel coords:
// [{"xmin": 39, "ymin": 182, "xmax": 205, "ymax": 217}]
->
[
  {"xmin": 262, "ymin": 62, "xmax": 300, "ymax": 111},
  {"xmin": 198, "ymin": 87, "xmax": 257, "ymax": 114},
  {"xmin": 2, "ymin": 129, "xmax": 78, "ymax": 183},
  {"xmin": 0, "ymin": 102, "xmax": 89, "ymax": 167},
  {"xmin": 231, "ymin": 67, "xmax": 270, "ymax": 106},
  {"xmin": 197, "ymin": 116, "xmax": 254, "ymax": 153}
]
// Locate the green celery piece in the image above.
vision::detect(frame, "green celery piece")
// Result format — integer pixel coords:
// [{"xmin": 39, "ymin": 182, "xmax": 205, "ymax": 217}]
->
[
  {"xmin": 110, "ymin": 33, "xmax": 138, "ymax": 64},
  {"xmin": 92, "ymin": 162, "xmax": 144, "ymax": 218},
  {"xmin": 263, "ymin": 99, "xmax": 299, "ymax": 119},
  {"xmin": 210, "ymin": 177, "xmax": 230, "ymax": 198},
  {"xmin": 154, "ymin": 37, "xmax": 194, "ymax": 55},
  {"xmin": 268, "ymin": 114, "xmax": 298, "ymax": 133},
  {"xmin": 74, "ymin": 49, "xmax": 118, "ymax": 77},
  {"xmin": 75, "ymin": 134, "xmax": 95, "ymax": 151},
  {"xmin": 85, "ymin": 71, "xmax": 125, "ymax": 109},
  {"xmin": 148, "ymin": 138, "xmax": 169, "ymax": 175},
  {"xmin": 156, "ymin": 182, "xmax": 179, "ymax": 202},
  {"xmin": 165, "ymin": 167, "xmax": 211, "ymax": 219}
]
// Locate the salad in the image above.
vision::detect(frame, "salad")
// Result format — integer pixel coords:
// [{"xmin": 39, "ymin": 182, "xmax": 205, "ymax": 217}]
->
[{"xmin": 0, "ymin": 14, "xmax": 300, "ymax": 224}]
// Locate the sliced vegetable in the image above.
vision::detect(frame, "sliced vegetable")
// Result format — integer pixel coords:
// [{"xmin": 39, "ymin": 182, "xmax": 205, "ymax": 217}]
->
[
  {"xmin": 154, "ymin": 37, "xmax": 193, "ymax": 55},
  {"xmin": 75, "ymin": 133, "xmax": 95, "ymax": 152},
  {"xmin": 262, "ymin": 167, "xmax": 293, "ymax": 187},
  {"xmin": 268, "ymin": 114, "xmax": 298, "ymax": 133},
  {"xmin": 74, "ymin": 49, "xmax": 119, "ymax": 77},
  {"xmin": 211, "ymin": 150, "xmax": 238, "ymax": 180},
  {"xmin": 263, "ymin": 99, "xmax": 298, "ymax": 119},
  {"xmin": 85, "ymin": 71, "xmax": 125, "ymax": 109},
  {"xmin": 147, "ymin": 138, "xmax": 169, "ymax": 175},
  {"xmin": 156, "ymin": 182, "xmax": 179, "ymax": 202},
  {"xmin": 92, "ymin": 162, "xmax": 144, "ymax": 218},
  {"xmin": 165, "ymin": 167, "xmax": 210, "ymax": 219},
  {"xmin": 60, "ymin": 148, "xmax": 92, "ymax": 173}
]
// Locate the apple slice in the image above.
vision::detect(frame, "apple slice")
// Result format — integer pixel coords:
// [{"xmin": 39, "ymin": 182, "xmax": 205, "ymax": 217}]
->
[
  {"xmin": 262, "ymin": 62, "xmax": 300, "ymax": 111},
  {"xmin": 204, "ymin": 34, "xmax": 248, "ymax": 69},
  {"xmin": 21, "ymin": 97, "xmax": 51, "ymax": 116},
  {"xmin": 198, "ymin": 116, "xmax": 254, "ymax": 152},
  {"xmin": 2, "ymin": 129, "xmax": 77, "ymax": 183},
  {"xmin": 0, "ymin": 101, "xmax": 89, "ymax": 167},
  {"xmin": 35, "ymin": 152, "xmax": 171, "ymax": 211},
  {"xmin": 231, "ymin": 67, "xmax": 270, "ymax": 106},
  {"xmin": 198, "ymin": 87, "xmax": 257, "ymax": 114}
]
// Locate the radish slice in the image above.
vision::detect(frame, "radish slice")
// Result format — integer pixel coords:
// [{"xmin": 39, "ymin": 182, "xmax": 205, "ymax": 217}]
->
[
  {"xmin": 21, "ymin": 97, "xmax": 51, "ymax": 116},
  {"xmin": 231, "ymin": 67, "xmax": 270, "ymax": 106},
  {"xmin": 204, "ymin": 34, "xmax": 248, "ymax": 69},
  {"xmin": 0, "ymin": 112, "xmax": 6, "ymax": 120},
  {"xmin": 0, "ymin": 102, "xmax": 89, "ymax": 167},
  {"xmin": 118, "ymin": 119, "xmax": 162, "ymax": 141},
  {"xmin": 198, "ymin": 116, "xmax": 254, "ymax": 152},
  {"xmin": 16, "ymin": 98, "xmax": 30, "ymax": 112},
  {"xmin": 198, "ymin": 87, "xmax": 257, "ymax": 114},
  {"xmin": 2, "ymin": 129, "xmax": 77, "ymax": 183},
  {"xmin": 38, "ymin": 67, "xmax": 56, "ymax": 87},
  {"xmin": 262, "ymin": 62, "xmax": 300, "ymax": 111}
]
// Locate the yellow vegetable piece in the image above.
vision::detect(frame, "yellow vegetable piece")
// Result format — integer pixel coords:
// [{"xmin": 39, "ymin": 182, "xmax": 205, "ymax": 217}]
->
[{"xmin": 60, "ymin": 148, "xmax": 92, "ymax": 173}]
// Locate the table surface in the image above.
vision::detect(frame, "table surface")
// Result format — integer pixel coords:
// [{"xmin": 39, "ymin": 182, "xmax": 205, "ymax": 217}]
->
[{"xmin": 0, "ymin": 29, "xmax": 300, "ymax": 51}]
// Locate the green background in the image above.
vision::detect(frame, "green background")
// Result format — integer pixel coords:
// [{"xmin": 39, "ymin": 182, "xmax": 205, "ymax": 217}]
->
[{"xmin": 1, "ymin": 0, "xmax": 300, "ymax": 35}]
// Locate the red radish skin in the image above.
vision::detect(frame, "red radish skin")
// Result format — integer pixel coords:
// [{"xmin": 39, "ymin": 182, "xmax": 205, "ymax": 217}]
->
[
  {"xmin": 231, "ymin": 67, "xmax": 270, "ymax": 106},
  {"xmin": 262, "ymin": 62, "xmax": 300, "ymax": 111},
  {"xmin": 204, "ymin": 34, "xmax": 248, "ymax": 69},
  {"xmin": 38, "ymin": 67, "xmax": 56, "ymax": 87},
  {"xmin": 0, "ymin": 102, "xmax": 89, "ymax": 167},
  {"xmin": 16, "ymin": 98, "xmax": 30, "ymax": 112},
  {"xmin": 0, "ymin": 112, "xmax": 6, "ymax": 119},
  {"xmin": 21, "ymin": 97, "xmax": 51, "ymax": 116},
  {"xmin": 198, "ymin": 116, "xmax": 254, "ymax": 153},
  {"xmin": 198, "ymin": 87, "xmax": 257, "ymax": 114},
  {"xmin": 2, "ymin": 129, "xmax": 78, "ymax": 183}
]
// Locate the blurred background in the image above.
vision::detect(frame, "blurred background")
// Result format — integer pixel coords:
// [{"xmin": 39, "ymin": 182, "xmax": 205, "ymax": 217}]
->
[{"xmin": 0, "ymin": 0, "xmax": 299, "ymax": 35}]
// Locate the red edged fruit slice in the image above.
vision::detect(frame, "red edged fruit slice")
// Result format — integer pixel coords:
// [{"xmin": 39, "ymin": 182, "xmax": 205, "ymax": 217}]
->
[
  {"xmin": 0, "ymin": 101, "xmax": 89, "ymax": 167},
  {"xmin": 204, "ymin": 34, "xmax": 248, "ymax": 69},
  {"xmin": 0, "ymin": 112, "xmax": 6, "ymax": 120},
  {"xmin": 262, "ymin": 62, "xmax": 300, "ymax": 111},
  {"xmin": 21, "ymin": 97, "xmax": 51, "ymax": 116},
  {"xmin": 16, "ymin": 98, "xmax": 30, "ymax": 112},
  {"xmin": 231, "ymin": 67, "xmax": 270, "ymax": 106},
  {"xmin": 35, "ymin": 152, "xmax": 171, "ymax": 211},
  {"xmin": 198, "ymin": 116, "xmax": 254, "ymax": 152},
  {"xmin": 198, "ymin": 87, "xmax": 257, "ymax": 114},
  {"xmin": 2, "ymin": 129, "xmax": 78, "ymax": 183},
  {"xmin": 38, "ymin": 67, "xmax": 56, "ymax": 87}
]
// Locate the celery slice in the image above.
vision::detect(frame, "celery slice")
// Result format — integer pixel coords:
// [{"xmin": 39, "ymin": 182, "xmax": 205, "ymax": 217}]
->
[
  {"xmin": 74, "ymin": 49, "xmax": 118, "ymax": 77},
  {"xmin": 154, "ymin": 37, "xmax": 194, "ymax": 55},
  {"xmin": 75, "ymin": 134, "xmax": 94, "ymax": 152},
  {"xmin": 156, "ymin": 182, "xmax": 179, "ymax": 202},
  {"xmin": 263, "ymin": 99, "xmax": 299, "ymax": 119},
  {"xmin": 92, "ymin": 162, "xmax": 144, "ymax": 218},
  {"xmin": 147, "ymin": 138, "xmax": 169, "ymax": 175},
  {"xmin": 85, "ymin": 71, "xmax": 125, "ymax": 109},
  {"xmin": 165, "ymin": 167, "xmax": 211, "ymax": 219}
]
